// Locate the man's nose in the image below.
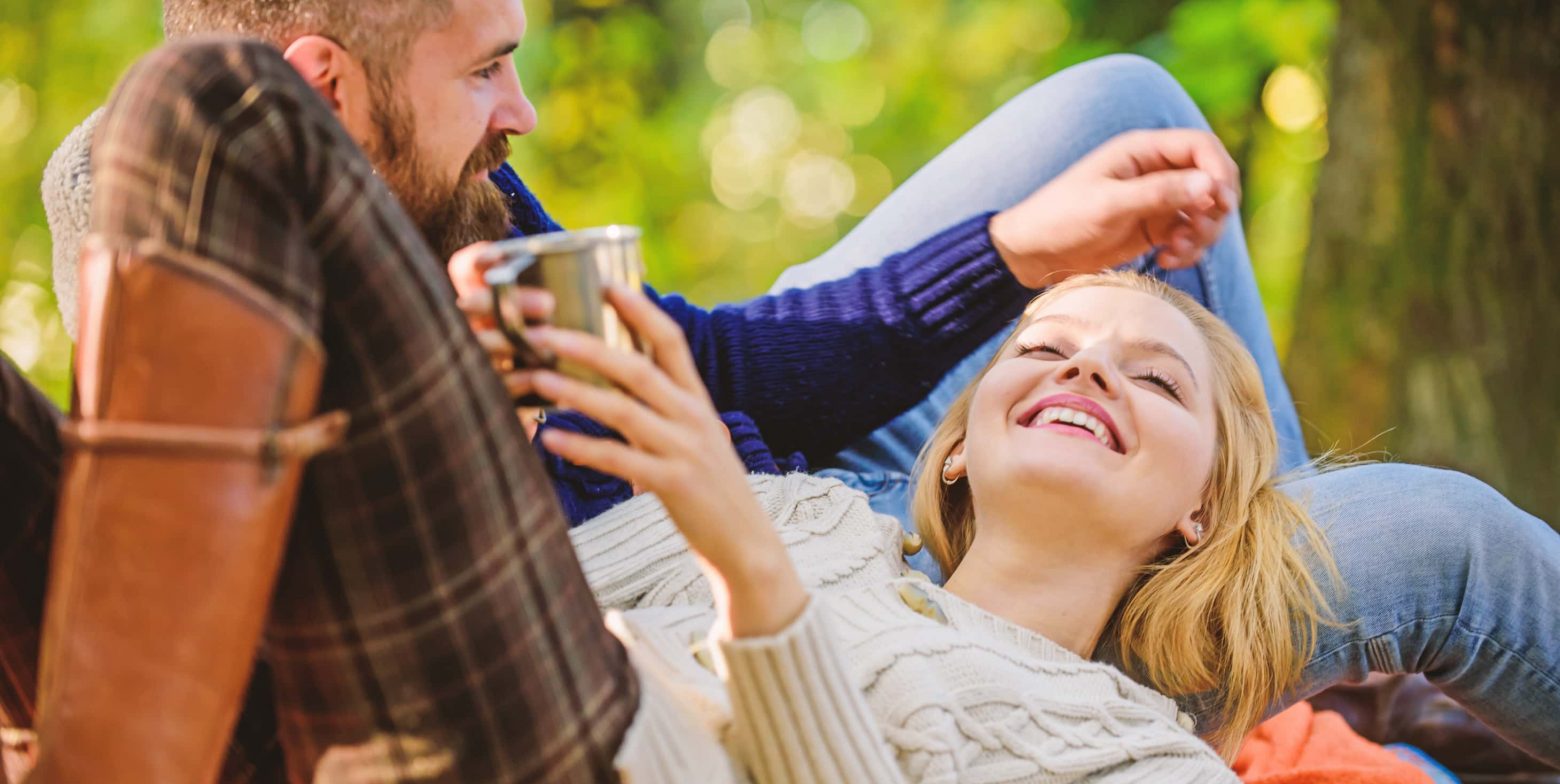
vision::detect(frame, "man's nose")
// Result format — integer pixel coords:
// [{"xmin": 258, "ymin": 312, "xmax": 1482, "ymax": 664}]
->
[{"xmin": 493, "ymin": 62, "xmax": 538, "ymax": 136}]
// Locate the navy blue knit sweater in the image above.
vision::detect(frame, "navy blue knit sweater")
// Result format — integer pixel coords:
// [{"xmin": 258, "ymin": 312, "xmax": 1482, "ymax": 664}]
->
[{"xmin": 490, "ymin": 164, "xmax": 1030, "ymax": 523}]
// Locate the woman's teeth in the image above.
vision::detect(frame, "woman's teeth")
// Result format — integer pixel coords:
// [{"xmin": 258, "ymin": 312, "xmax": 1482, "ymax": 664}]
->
[{"xmin": 1033, "ymin": 406, "xmax": 1115, "ymax": 450}]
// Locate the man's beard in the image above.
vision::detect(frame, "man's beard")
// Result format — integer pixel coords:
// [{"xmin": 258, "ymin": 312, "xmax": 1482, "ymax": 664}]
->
[{"xmin": 364, "ymin": 78, "xmax": 513, "ymax": 260}]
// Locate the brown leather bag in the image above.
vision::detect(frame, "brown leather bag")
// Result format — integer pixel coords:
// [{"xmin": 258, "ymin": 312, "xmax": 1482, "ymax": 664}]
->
[{"xmin": 27, "ymin": 238, "xmax": 346, "ymax": 783}]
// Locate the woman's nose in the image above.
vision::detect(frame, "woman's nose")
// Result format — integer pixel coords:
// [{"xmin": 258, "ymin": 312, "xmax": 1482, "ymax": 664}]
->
[{"xmin": 1057, "ymin": 350, "xmax": 1119, "ymax": 397}]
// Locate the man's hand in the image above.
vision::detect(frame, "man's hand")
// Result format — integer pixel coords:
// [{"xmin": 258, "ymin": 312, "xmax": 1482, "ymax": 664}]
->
[
  {"xmin": 989, "ymin": 129, "xmax": 1242, "ymax": 288},
  {"xmin": 448, "ymin": 242, "xmax": 555, "ymax": 402}
]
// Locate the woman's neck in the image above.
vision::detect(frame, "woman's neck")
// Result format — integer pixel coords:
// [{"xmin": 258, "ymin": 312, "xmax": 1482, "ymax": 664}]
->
[{"xmin": 942, "ymin": 527, "xmax": 1143, "ymax": 658}]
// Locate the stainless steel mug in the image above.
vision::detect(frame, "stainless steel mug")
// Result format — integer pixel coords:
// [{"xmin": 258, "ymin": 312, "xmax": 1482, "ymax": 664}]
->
[{"xmin": 484, "ymin": 225, "xmax": 649, "ymax": 405}]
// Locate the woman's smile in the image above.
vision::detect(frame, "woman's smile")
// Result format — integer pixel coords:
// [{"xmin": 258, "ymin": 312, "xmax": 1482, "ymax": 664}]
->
[{"xmin": 1017, "ymin": 393, "xmax": 1124, "ymax": 453}]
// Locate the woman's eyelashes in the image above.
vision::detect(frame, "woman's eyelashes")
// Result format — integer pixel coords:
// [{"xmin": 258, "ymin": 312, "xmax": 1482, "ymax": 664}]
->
[
  {"xmin": 475, "ymin": 61, "xmax": 503, "ymax": 80},
  {"xmin": 1015, "ymin": 341, "xmax": 1185, "ymax": 403},
  {"xmin": 1136, "ymin": 369, "xmax": 1184, "ymax": 403},
  {"xmin": 1015, "ymin": 341, "xmax": 1064, "ymax": 358}
]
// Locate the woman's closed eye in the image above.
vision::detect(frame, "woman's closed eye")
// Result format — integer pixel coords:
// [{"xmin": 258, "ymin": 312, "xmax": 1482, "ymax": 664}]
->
[
  {"xmin": 1016, "ymin": 341, "xmax": 1065, "ymax": 358},
  {"xmin": 1018, "ymin": 341, "xmax": 1185, "ymax": 403},
  {"xmin": 475, "ymin": 61, "xmax": 504, "ymax": 80},
  {"xmin": 1134, "ymin": 368, "xmax": 1184, "ymax": 403}
]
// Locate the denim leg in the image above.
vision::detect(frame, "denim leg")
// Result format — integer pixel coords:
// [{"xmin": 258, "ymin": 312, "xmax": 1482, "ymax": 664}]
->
[
  {"xmin": 1283, "ymin": 464, "xmax": 1560, "ymax": 765},
  {"xmin": 773, "ymin": 54, "xmax": 1308, "ymax": 525}
]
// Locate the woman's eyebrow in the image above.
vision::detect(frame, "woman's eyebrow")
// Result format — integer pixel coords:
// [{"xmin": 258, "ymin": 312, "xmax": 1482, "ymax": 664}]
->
[{"xmin": 1029, "ymin": 313, "xmax": 1198, "ymax": 386}]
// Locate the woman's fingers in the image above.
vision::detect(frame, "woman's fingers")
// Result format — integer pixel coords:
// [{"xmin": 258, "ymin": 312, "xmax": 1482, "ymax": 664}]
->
[
  {"xmin": 603, "ymin": 285, "xmax": 707, "ymax": 399},
  {"xmin": 532, "ymin": 369, "xmax": 685, "ymax": 454},
  {"xmin": 539, "ymin": 428, "xmax": 662, "ymax": 487},
  {"xmin": 536, "ymin": 323, "xmax": 696, "ymax": 420}
]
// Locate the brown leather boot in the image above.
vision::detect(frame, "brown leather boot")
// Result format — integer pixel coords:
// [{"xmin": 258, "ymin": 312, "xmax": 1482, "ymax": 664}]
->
[{"xmin": 29, "ymin": 238, "xmax": 347, "ymax": 784}]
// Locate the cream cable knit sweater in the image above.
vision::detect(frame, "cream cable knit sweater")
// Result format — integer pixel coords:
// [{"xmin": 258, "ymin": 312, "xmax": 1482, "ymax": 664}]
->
[
  {"xmin": 41, "ymin": 110, "xmax": 99, "ymax": 343},
  {"xmin": 571, "ymin": 473, "xmax": 1235, "ymax": 783}
]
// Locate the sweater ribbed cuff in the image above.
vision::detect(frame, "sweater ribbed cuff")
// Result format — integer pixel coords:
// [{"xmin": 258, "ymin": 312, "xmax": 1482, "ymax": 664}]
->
[
  {"xmin": 715, "ymin": 597, "xmax": 907, "ymax": 783},
  {"xmin": 890, "ymin": 211, "xmax": 1031, "ymax": 338}
]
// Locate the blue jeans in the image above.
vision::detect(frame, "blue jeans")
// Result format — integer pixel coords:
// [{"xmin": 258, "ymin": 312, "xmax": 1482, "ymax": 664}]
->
[{"xmin": 775, "ymin": 55, "xmax": 1560, "ymax": 764}]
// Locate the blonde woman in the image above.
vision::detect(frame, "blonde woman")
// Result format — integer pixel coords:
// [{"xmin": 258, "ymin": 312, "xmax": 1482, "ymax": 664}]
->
[{"xmin": 530, "ymin": 270, "xmax": 1336, "ymax": 781}]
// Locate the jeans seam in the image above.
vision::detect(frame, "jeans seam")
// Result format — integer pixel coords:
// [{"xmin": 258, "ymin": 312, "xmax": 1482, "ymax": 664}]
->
[
  {"xmin": 1199, "ymin": 251, "xmax": 1222, "ymax": 317},
  {"xmin": 1448, "ymin": 617, "xmax": 1560, "ymax": 695},
  {"xmin": 1307, "ymin": 613, "xmax": 1560, "ymax": 696}
]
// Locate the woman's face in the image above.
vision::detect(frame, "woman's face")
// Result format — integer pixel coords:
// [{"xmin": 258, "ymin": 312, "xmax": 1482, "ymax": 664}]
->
[{"xmin": 960, "ymin": 286, "xmax": 1220, "ymax": 556}]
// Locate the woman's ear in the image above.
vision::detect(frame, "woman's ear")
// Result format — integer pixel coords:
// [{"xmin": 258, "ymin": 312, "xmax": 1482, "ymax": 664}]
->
[
  {"xmin": 1173, "ymin": 508, "xmax": 1205, "ymax": 547},
  {"xmin": 282, "ymin": 36, "xmax": 372, "ymax": 134},
  {"xmin": 943, "ymin": 440, "xmax": 968, "ymax": 483}
]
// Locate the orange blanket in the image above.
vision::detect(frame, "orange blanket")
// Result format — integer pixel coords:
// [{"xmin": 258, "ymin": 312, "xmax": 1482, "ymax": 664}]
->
[{"xmin": 1234, "ymin": 702, "xmax": 1433, "ymax": 784}]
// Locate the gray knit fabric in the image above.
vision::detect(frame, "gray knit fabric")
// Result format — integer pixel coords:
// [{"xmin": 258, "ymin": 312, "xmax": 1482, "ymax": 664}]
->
[{"xmin": 41, "ymin": 109, "xmax": 100, "ymax": 343}]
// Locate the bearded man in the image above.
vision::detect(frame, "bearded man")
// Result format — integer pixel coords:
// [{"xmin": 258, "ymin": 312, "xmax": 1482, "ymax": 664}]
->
[{"xmin": 7, "ymin": 0, "xmax": 1559, "ymax": 781}]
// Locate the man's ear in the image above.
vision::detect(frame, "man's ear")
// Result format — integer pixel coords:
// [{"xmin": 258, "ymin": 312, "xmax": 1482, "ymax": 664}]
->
[{"xmin": 282, "ymin": 36, "xmax": 371, "ymax": 129}]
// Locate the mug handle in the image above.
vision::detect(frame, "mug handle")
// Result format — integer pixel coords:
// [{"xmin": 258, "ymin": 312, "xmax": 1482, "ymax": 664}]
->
[{"xmin": 483, "ymin": 254, "xmax": 554, "ymax": 372}]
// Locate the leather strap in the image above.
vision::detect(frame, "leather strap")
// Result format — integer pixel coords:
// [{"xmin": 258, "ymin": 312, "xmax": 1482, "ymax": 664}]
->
[{"xmin": 61, "ymin": 410, "xmax": 349, "ymax": 462}]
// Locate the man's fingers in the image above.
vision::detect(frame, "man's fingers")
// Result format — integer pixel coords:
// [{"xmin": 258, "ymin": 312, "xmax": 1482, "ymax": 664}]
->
[
  {"xmin": 476, "ymin": 328, "xmax": 516, "ymax": 359},
  {"xmin": 459, "ymin": 287, "xmax": 554, "ymax": 322},
  {"xmin": 1115, "ymin": 169, "xmax": 1219, "ymax": 220},
  {"xmin": 447, "ymin": 242, "xmax": 501, "ymax": 299},
  {"xmin": 502, "ymin": 370, "xmax": 540, "ymax": 399},
  {"xmin": 1187, "ymin": 212, "xmax": 1224, "ymax": 249},
  {"xmin": 1102, "ymin": 129, "xmax": 1241, "ymax": 200},
  {"xmin": 457, "ymin": 288, "xmax": 493, "ymax": 316}
]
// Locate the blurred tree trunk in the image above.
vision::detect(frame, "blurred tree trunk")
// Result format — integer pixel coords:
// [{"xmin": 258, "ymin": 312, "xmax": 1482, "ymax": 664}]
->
[{"xmin": 1288, "ymin": 0, "xmax": 1560, "ymax": 528}]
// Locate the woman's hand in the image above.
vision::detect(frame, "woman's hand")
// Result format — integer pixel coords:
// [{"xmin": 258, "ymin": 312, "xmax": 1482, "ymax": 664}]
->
[
  {"xmin": 990, "ymin": 128, "xmax": 1242, "ymax": 287},
  {"xmin": 448, "ymin": 242, "xmax": 556, "ymax": 403},
  {"xmin": 532, "ymin": 285, "xmax": 809, "ymax": 638}
]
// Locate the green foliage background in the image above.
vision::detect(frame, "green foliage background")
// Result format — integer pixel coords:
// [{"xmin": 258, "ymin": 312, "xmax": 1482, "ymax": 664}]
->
[{"xmin": 0, "ymin": 0, "xmax": 1335, "ymax": 407}]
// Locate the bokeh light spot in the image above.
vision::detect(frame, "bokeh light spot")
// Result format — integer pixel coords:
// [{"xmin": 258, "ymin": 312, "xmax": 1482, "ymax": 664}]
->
[
  {"xmin": 705, "ymin": 23, "xmax": 765, "ymax": 87},
  {"xmin": 0, "ymin": 80, "xmax": 37, "ymax": 147},
  {"xmin": 782, "ymin": 151, "xmax": 855, "ymax": 225},
  {"xmin": 1012, "ymin": 1, "xmax": 1071, "ymax": 54},
  {"xmin": 1262, "ymin": 65, "xmax": 1326, "ymax": 133},
  {"xmin": 801, "ymin": 1, "xmax": 871, "ymax": 62}
]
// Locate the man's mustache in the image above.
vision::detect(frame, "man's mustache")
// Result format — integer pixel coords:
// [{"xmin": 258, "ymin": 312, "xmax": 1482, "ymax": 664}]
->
[{"xmin": 463, "ymin": 134, "xmax": 512, "ymax": 179}]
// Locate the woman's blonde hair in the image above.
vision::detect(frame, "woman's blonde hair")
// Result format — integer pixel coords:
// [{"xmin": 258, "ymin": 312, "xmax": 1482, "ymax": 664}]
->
[{"xmin": 911, "ymin": 271, "xmax": 1338, "ymax": 758}]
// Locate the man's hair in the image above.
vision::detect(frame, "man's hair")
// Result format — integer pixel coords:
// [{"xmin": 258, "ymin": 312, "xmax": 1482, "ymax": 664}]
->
[{"xmin": 162, "ymin": 1, "xmax": 452, "ymax": 73}]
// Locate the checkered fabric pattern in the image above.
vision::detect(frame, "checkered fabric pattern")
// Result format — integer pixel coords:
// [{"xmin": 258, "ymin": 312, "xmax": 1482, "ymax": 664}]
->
[
  {"xmin": 0, "ymin": 354, "xmax": 59, "ymax": 734},
  {"xmin": 88, "ymin": 38, "xmax": 637, "ymax": 782}
]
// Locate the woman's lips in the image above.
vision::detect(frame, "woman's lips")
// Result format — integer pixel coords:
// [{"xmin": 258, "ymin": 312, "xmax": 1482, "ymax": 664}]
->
[{"xmin": 1018, "ymin": 393, "xmax": 1126, "ymax": 454}]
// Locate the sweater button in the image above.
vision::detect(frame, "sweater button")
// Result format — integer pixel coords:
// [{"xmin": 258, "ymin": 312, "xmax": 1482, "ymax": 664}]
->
[
  {"xmin": 901, "ymin": 532, "xmax": 924, "ymax": 556},
  {"xmin": 897, "ymin": 582, "xmax": 949, "ymax": 625},
  {"xmin": 689, "ymin": 640, "xmax": 717, "ymax": 674}
]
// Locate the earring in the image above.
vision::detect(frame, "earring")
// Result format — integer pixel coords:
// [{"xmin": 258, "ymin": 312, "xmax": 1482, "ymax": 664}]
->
[
  {"xmin": 1191, "ymin": 523, "xmax": 1205, "ymax": 545},
  {"xmin": 941, "ymin": 456, "xmax": 959, "ymax": 486}
]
